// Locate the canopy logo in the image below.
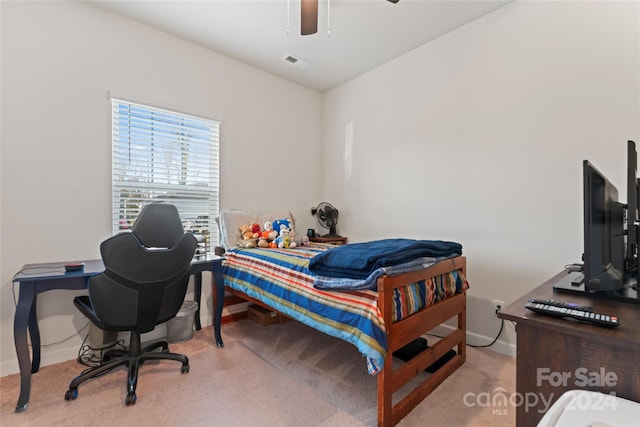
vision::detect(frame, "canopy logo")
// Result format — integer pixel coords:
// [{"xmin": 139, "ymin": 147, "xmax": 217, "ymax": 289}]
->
[
  {"xmin": 463, "ymin": 383, "xmax": 619, "ymax": 415},
  {"xmin": 463, "ymin": 387, "xmax": 555, "ymax": 415}
]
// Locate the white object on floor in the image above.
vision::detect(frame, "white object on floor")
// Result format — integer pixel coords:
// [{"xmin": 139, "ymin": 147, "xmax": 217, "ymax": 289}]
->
[{"xmin": 537, "ymin": 390, "xmax": 640, "ymax": 427}]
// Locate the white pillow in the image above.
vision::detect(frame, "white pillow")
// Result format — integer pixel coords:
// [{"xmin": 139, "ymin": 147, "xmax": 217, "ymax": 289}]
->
[{"xmin": 217, "ymin": 209, "xmax": 296, "ymax": 251}]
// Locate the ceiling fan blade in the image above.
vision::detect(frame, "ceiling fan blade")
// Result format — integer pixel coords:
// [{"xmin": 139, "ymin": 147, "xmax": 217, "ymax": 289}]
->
[{"xmin": 301, "ymin": 0, "xmax": 318, "ymax": 35}]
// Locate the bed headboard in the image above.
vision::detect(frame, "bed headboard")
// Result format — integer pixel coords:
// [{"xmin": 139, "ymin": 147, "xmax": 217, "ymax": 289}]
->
[{"xmin": 216, "ymin": 209, "xmax": 296, "ymax": 251}]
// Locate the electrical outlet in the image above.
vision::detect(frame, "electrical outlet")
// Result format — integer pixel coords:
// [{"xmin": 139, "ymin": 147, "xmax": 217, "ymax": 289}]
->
[{"xmin": 493, "ymin": 299, "xmax": 505, "ymax": 317}]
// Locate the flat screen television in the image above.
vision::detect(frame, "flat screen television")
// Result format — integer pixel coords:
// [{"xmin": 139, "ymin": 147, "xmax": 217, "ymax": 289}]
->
[
  {"xmin": 555, "ymin": 141, "xmax": 639, "ymax": 303},
  {"xmin": 582, "ymin": 160, "xmax": 625, "ymax": 292},
  {"xmin": 625, "ymin": 140, "xmax": 638, "ymax": 279}
]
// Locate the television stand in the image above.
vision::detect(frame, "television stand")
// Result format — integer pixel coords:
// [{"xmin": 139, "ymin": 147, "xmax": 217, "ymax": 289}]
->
[
  {"xmin": 553, "ymin": 270, "xmax": 640, "ymax": 305},
  {"xmin": 499, "ymin": 270, "xmax": 640, "ymax": 426}
]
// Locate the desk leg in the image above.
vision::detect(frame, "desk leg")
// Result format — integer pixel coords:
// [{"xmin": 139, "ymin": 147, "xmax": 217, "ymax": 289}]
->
[
  {"xmin": 13, "ymin": 284, "xmax": 36, "ymax": 412},
  {"xmin": 212, "ymin": 263, "xmax": 224, "ymax": 347},
  {"xmin": 29, "ymin": 293, "xmax": 41, "ymax": 373},
  {"xmin": 193, "ymin": 272, "xmax": 202, "ymax": 330}
]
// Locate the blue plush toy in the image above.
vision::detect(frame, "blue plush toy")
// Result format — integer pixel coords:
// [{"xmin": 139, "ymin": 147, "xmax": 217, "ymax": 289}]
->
[
  {"xmin": 272, "ymin": 218, "xmax": 291, "ymax": 235},
  {"xmin": 274, "ymin": 225, "xmax": 296, "ymax": 249}
]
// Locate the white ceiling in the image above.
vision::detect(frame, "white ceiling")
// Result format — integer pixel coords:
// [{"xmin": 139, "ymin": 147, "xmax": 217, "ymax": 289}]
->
[{"xmin": 91, "ymin": 0, "xmax": 510, "ymax": 92}]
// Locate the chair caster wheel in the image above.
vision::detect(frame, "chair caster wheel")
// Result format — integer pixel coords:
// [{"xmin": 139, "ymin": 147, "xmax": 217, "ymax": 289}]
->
[
  {"xmin": 125, "ymin": 392, "xmax": 137, "ymax": 406},
  {"xmin": 64, "ymin": 388, "xmax": 78, "ymax": 401},
  {"xmin": 181, "ymin": 363, "xmax": 189, "ymax": 374}
]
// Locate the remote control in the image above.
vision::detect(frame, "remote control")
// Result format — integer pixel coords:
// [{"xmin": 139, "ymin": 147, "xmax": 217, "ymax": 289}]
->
[
  {"xmin": 525, "ymin": 302, "xmax": 620, "ymax": 328},
  {"xmin": 528, "ymin": 298, "xmax": 593, "ymax": 312}
]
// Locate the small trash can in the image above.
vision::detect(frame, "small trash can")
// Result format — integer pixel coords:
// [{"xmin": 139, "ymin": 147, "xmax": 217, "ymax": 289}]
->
[{"xmin": 167, "ymin": 301, "xmax": 198, "ymax": 343}]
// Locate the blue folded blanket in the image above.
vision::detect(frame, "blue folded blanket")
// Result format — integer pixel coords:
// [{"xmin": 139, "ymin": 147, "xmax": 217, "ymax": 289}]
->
[
  {"xmin": 313, "ymin": 256, "xmax": 440, "ymax": 291},
  {"xmin": 308, "ymin": 238, "xmax": 462, "ymax": 279}
]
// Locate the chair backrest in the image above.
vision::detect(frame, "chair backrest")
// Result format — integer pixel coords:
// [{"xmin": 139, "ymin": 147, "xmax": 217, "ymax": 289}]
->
[
  {"xmin": 88, "ymin": 204, "xmax": 197, "ymax": 333},
  {"xmin": 132, "ymin": 203, "xmax": 186, "ymax": 249}
]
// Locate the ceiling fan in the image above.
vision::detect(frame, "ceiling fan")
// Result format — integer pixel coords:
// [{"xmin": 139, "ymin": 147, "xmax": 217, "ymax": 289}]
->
[{"xmin": 301, "ymin": 0, "xmax": 399, "ymax": 36}]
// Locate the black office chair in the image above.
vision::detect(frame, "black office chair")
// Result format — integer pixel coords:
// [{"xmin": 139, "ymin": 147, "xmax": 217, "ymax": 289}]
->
[{"xmin": 64, "ymin": 203, "xmax": 197, "ymax": 406}]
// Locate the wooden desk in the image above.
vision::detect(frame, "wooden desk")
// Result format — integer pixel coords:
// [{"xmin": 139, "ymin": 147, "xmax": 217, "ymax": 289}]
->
[
  {"xmin": 498, "ymin": 270, "xmax": 640, "ymax": 426},
  {"xmin": 190, "ymin": 254, "xmax": 225, "ymax": 334},
  {"xmin": 11, "ymin": 255, "xmax": 224, "ymax": 412},
  {"xmin": 309, "ymin": 236, "xmax": 348, "ymax": 245}
]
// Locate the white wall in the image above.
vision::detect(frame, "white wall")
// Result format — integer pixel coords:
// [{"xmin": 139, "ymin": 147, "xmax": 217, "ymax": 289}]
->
[
  {"xmin": 2, "ymin": 0, "xmax": 638, "ymax": 377},
  {"xmin": 322, "ymin": 0, "xmax": 640, "ymax": 355},
  {"xmin": 0, "ymin": 1, "xmax": 323, "ymax": 375}
]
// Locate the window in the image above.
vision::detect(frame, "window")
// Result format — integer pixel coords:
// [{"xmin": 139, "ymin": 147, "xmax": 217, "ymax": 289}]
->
[{"xmin": 111, "ymin": 98, "xmax": 220, "ymax": 254}]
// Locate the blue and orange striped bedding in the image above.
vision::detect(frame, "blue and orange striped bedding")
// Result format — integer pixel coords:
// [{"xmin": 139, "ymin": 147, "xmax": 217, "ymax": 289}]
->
[{"xmin": 222, "ymin": 244, "xmax": 468, "ymax": 375}]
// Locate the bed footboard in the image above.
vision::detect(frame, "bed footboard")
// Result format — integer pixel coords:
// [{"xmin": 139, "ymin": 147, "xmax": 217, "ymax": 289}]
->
[{"xmin": 377, "ymin": 256, "xmax": 467, "ymax": 427}]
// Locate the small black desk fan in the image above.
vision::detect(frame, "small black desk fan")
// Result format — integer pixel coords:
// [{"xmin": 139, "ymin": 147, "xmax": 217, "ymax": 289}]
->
[{"xmin": 311, "ymin": 202, "xmax": 341, "ymax": 238}]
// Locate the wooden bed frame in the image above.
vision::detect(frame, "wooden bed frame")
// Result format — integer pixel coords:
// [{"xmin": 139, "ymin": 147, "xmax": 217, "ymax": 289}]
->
[
  {"xmin": 377, "ymin": 255, "xmax": 466, "ymax": 426},
  {"xmin": 224, "ymin": 255, "xmax": 467, "ymax": 427}
]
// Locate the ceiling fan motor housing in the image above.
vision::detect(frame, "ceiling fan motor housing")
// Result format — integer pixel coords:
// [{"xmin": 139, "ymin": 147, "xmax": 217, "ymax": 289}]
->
[{"xmin": 301, "ymin": 0, "xmax": 399, "ymax": 36}]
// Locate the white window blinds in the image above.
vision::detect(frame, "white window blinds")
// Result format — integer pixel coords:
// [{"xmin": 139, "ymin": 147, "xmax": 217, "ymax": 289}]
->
[{"xmin": 111, "ymin": 98, "xmax": 220, "ymax": 254}]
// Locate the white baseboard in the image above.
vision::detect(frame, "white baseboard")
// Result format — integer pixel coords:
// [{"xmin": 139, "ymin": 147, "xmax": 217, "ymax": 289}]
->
[
  {"xmin": 1, "ymin": 345, "xmax": 81, "ymax": 377},
  {"xmin": 0, "ymin": 316, "xmax": 216, "ymax": 377},
  {"xmin": 1, "ymin": 313, "xmax": 516, "ymax": 377}
]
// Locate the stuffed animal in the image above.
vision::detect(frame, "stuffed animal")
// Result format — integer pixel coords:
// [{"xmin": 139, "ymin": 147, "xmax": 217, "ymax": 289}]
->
[
  {"xmin": 250, "ymin": 222, "xmax": 261, "ymax": 238},
  {"xmin": 275, "ymin": 226, "xmax": 297, "ymax": 249},
  {"xmin": 237, "ymin": 238, "xmax": 256, "ymax": 248},
  {"xmin": 281, "ymin": 223, "xmax": 302, "ymax": 248},
  {"xmin": 262, "ymin": 221, "xmax": 278, "ymax": 241},
  {"xmin": 239, "ymin": 224, "xmax": 254, "ymax": 241},
  {"xmin": 288, "ymin": 223, "xmax": 303, "ymax": 247},
  {"xmin": 275, "ymin": 234, "xmax": 287, "ymax": 249},
  {"xmin": 238, "ymin": 223, "xmax": 259, "ymax": 248},
  {"xmin": 274, "ymin": 228, "xmax": 285, "ymax": 248},
  {"xmin": 272, "ymin": 218, "xmax": 291, "ymax": 236}
]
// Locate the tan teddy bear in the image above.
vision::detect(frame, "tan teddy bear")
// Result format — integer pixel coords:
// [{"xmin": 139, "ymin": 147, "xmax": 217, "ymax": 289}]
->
[
  {"xmin": 238, "ymin": 224, "xmax": 257, "ymax": 247},
  {"xmin": 239, "ymin": 224, "xmax": 254, "ymax": 240}
]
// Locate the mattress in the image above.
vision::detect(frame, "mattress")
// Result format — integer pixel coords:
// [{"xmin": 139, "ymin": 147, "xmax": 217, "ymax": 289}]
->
[{"xmin": 222, "ymin": 244, "xmax": 468, "ymax": 375}]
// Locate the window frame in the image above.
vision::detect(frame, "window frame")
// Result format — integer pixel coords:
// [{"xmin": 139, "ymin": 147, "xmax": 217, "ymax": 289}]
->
[{"xmin": 110, "ymin": 97, "xmax": 220, "ymax": 254}]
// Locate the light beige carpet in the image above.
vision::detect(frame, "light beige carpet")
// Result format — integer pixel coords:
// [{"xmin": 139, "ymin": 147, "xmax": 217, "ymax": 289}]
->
[{"xmin": 0, "ymin": 320, "xmax": 516, "ymax": 426}]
